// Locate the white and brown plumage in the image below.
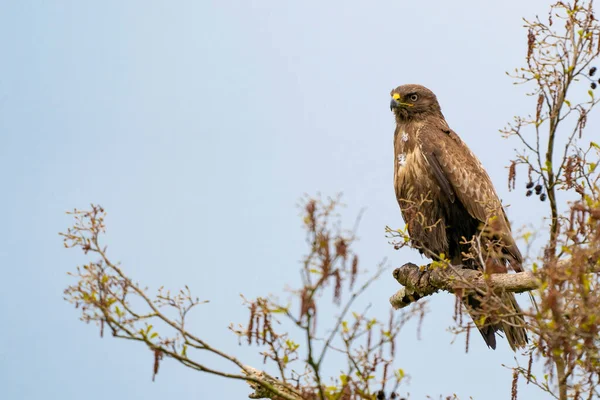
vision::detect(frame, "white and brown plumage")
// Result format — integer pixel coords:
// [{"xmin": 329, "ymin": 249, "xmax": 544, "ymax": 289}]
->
[{"xmin": 390, "ymin": 84, "xmax": 527, "ymax": 350}]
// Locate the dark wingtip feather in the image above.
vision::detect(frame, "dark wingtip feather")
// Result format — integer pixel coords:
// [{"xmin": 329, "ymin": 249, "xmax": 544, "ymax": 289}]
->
[
  {"xmin": 479, "ymin": 325, "xmax": 497, "ymax": 350},
  {"xmin": 465, "ymin": 293, "xmax": 528, "ymax": 351}
]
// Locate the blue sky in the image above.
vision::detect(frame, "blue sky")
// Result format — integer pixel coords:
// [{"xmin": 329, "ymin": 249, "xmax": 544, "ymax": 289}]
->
[{"xmin": 0, "ymin": 1, "xmax": 573, "ymax": 399}]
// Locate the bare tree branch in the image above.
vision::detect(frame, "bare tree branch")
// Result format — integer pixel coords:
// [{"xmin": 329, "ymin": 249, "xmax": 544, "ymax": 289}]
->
[
  {"xmin": 389, "ymin": 263, "xmax": 539, "ymax": 309},
  {"xmin": 243, "ymin": 366, "xmax": 307, "ymax": 400}
]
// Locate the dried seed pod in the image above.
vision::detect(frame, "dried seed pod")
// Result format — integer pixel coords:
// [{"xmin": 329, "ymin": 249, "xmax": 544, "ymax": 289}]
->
[
  {"xmin": 526, "ymin": 182, "xmax": 534, "ymax": 189},
  {"xmin": 590, "ymin": 66, "xmax": 597, "ymax": 76},
  {"xmin": 535, "ymin": 184, "xmax": 543, "ymax": 194},
  {"xmin": 526, "ymin": 190, "xmax": 533, "ymax": 197},
  {"xmin": 540, "ymin": 193, "xmax": 547, "ymax": 201},
  {"xmin": 592, "ymin": 82, "xmax": 598, "ymax": 90}
]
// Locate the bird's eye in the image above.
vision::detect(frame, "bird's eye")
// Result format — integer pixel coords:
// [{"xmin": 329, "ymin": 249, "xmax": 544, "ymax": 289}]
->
[{"xmin": 410, "ymin": 94, "xmax": 419, "ymax": 102}]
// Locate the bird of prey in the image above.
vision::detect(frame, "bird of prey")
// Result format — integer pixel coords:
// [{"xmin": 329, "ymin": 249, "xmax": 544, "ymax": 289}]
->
[{"xmin": 389, "ymin": 84, "xmax": 527, "ymax": 350}]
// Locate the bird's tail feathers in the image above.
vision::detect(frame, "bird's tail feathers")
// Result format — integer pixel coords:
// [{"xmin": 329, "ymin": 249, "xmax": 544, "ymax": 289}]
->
[{"xmin": 463, "ymin": 292, "xmax": 528, "ymax": 351}]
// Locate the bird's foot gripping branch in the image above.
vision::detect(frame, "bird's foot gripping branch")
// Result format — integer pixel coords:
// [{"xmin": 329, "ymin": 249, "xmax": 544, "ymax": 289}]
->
[{"xmin": 389, "ymin": 262, "xmax": 540, "ymax": 310}]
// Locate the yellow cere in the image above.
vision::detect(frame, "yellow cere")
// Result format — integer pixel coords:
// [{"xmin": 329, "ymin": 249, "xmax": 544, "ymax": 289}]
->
[{"xmin": 392, "ymin": 93, "xmax": 401, "ymax": 100}]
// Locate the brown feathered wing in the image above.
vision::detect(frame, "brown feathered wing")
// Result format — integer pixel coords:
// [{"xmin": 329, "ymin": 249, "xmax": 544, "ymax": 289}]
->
[{"xmin": 417, "ymin": 123, "xmax": 528, "ymax": 350}]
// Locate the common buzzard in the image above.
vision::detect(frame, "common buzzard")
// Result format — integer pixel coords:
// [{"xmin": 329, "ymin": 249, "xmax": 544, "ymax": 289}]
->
[{"xmin": 389, "ymin": 84, "xmax": 527, "ymax": 350}]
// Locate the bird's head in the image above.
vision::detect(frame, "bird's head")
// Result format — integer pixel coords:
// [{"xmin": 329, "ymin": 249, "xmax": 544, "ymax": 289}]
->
[{"xmin": 389, "ymin": 84, "xmax": 442, "ymax": 121}]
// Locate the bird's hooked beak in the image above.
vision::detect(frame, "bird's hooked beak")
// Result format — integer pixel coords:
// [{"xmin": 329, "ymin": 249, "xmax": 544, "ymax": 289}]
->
[
  {"xmin": 390, "ymin": 93, "xmax": 413, "ymax": 111},
  {"xmin": 389, "ymin": 93, "xmax": 401, "ymax": 111}
]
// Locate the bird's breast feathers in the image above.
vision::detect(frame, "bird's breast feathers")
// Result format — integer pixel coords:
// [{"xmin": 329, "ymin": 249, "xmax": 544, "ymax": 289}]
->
[
  {"xmin": 394, "ymin": 125, "xmax": 428, "ymax": 181},
  {"xmin": 395, "ymin": 146, "xmax": 426, "ymax": 179},
  {"xmin": 394, "ymin": 142, "xmax": 434, "ymax": 204}
]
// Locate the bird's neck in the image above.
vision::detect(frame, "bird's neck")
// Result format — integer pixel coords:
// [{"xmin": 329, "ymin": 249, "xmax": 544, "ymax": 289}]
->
[{"xmin": 394, "ymin": 109, "xmax": 444, "ymax": 126}]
